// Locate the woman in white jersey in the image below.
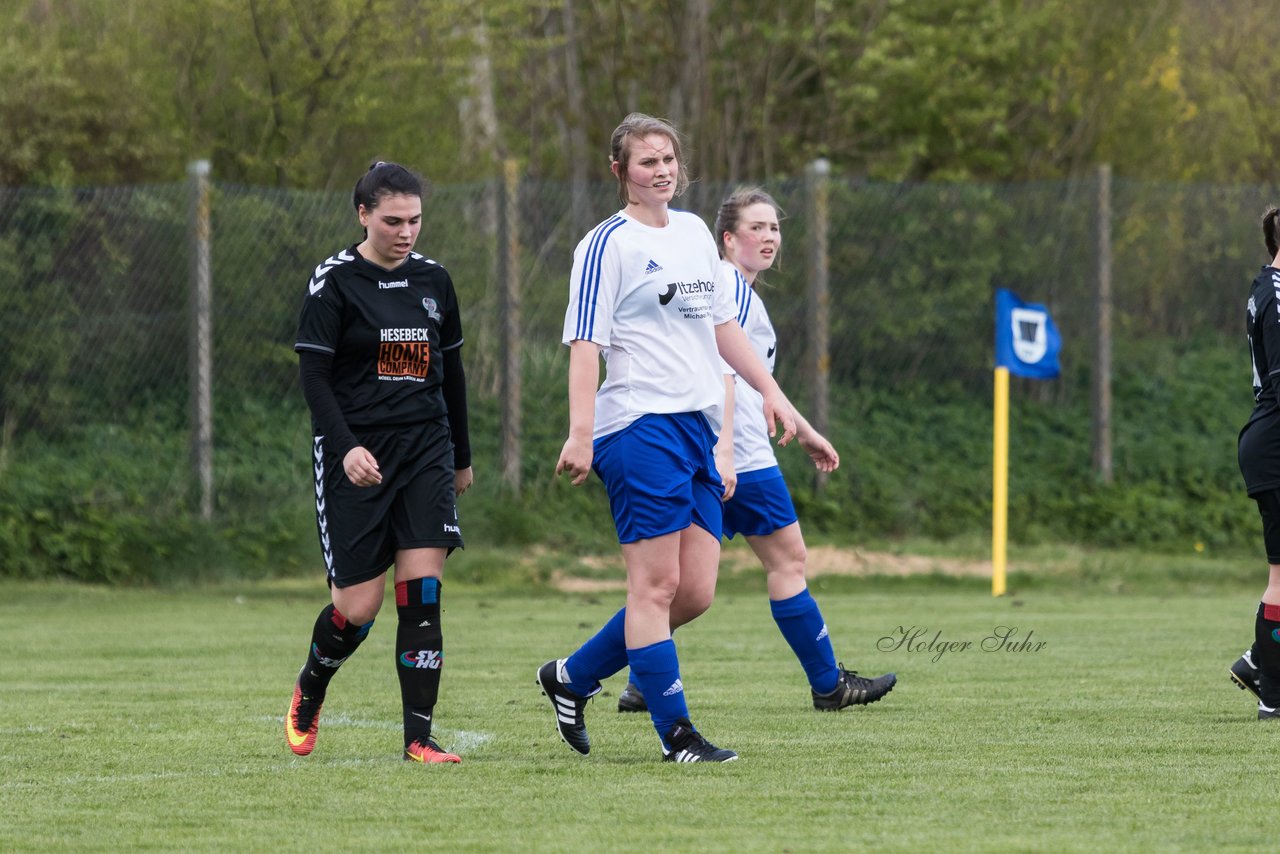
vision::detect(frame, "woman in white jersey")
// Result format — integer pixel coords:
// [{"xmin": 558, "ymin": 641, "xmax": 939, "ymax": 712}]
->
[
  {"xmin": 615, "ymin": 187, "xmax": 896, "ymax": 714},
  {"xmin": 537, "ymin": 115, "xmax": 796, "ymax": 763}
]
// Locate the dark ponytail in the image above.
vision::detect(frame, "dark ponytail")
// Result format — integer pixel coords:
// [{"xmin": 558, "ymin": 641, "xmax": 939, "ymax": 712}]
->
[
  {"xmin": 352, "ymin": 160, "xmax": 425, "ymax": 215},
  {"xmin": 1264, "ymin": 206, "xmax": 1280, "ymax": 259}
]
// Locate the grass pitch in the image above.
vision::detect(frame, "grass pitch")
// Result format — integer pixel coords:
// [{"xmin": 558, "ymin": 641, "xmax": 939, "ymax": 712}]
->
[{"xmin": 0, "ymin": 572, "xmax": 1268, "ymax": 852}]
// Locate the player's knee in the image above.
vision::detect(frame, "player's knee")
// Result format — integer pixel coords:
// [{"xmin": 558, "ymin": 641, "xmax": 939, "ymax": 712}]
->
[
  {"xmin": 670, "ymin": 595, "xmax": 713, "ymax": 628},
  {"xmin": 331, "ymin": 589, "xmax": 383, "ymax": 626},
  {"xmin": 765, "ymin": 549, "xmax": 808, "ymax": 585},
  {"xmin": 671, "ymin": 579, "xmax": 716, "ymax": 624},
  {"xmin": 630, "ymin": 574, "xmax": 680, "ymax": 611}
]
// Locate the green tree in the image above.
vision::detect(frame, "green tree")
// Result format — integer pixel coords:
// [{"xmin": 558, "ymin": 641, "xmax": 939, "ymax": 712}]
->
[{"xmin": 0, "ymin": 0, "xmax": 183, "ymax": 184}]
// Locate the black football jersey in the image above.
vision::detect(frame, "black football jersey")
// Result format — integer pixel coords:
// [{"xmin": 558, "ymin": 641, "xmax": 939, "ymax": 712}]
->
[
  {"xmin": 295, "ymin": 245, "xmax": 463, "ymax": 430},
  {"xmin": 1240, "ymin": 266, "xmax": 1280, "ymax": 494}
]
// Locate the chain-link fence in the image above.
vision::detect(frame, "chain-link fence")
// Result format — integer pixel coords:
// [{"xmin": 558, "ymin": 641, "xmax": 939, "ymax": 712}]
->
[{"xmin": 0, "ymin": 168, "xmax": 1271, "ymax": 576}]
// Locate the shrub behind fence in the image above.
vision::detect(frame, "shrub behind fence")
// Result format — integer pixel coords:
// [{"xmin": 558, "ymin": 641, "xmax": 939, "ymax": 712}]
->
[{"xmin": 0, "ymin": 168, "xmax": 1271, "ymax": 577}]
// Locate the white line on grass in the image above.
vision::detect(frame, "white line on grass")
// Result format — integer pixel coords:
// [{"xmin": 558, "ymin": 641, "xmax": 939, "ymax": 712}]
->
[
  {"xmin": 262, "ymin": 714, "xmax": 493, "ymax": 749},
  {"xmin": 0, "ymin": 718, "xmax": 496, "ymax": 791},
  {"xmin": 264, "ymin": 713, "xmax": 398, "ymax": 730},
  {"xmin": 3, "ymin": 729, "xmax": 496, "ymax": 791}
]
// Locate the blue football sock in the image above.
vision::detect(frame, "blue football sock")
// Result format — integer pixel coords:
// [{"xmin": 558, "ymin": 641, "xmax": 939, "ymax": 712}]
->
[
  {"xmin": 628, "ymin": 639, "xmax": 689, "ymax": 748},
  {"xmin": 563, "ymin": 608, "xmax": 629, "ymax": 696},
  {"xmin": 624, "ymin": 627, "xmax": 676, "ymax": 687},
  {"xmin": 771, "ymin": 588, "xmax": 839, "ymax": 694}
]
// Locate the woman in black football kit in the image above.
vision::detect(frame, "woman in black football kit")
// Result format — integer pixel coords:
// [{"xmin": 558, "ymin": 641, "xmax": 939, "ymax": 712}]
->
[
  {"xmin": 284, "ymin": 161, "xmax": 472, "ymax": 763},
  {"xmin": 1230, "ymin": 207, "xmax": 1280, "ymax": 720}
]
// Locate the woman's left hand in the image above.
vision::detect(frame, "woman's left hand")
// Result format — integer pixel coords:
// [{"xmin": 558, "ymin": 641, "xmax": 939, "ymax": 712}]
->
[{"xmin": 799, "ymin": 430, "xmax": 840, "ymax": 473}]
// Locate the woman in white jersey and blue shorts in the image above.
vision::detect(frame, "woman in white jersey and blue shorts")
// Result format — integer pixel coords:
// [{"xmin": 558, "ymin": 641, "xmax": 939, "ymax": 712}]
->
[
  {"xmin": 537, "ymin": 115, "xmax": 796, "ymax": 763},
  {"xmin": 617, "ymin": 187, "xmax": 897, "ymax": 715}
]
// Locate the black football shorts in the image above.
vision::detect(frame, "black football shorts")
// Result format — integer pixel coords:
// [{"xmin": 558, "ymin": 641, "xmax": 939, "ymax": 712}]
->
[
  {"xmin": 1254, "ymin": 488, "xmax": 1280, "ymax": 565},
  {"xmin": 312, "ymin": 418, "xmax": 463, "ymax": 587}
]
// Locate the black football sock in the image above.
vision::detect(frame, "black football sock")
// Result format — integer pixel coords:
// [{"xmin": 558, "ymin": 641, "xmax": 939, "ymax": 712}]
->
[
  {"xmin": 297, "ymin": 604, "xmax": 373, "ymax": 701},
  {"xmin": 396, "ymin": 577, "xmax": 444, "ymax": 748},
  {"xmin": 1255, "ymin": 603, "xmax": 1280, "ymax": 681}
]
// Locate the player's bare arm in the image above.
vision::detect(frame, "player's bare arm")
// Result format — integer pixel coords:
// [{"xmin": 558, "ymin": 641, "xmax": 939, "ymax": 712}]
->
[
  {"xmin": 716, "ymin": 373, "xmax": 738, "ymax": 501},
  {"xmin": 556, "ymin": 339, "xmax": 601, "ymax": 486}
]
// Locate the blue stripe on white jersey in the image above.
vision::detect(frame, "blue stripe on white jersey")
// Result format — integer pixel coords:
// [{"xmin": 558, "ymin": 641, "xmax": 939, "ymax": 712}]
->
[
  {"xmin": 575, "ymin": 215, "xmax": 626, "ymax": 340},
  {"xmin": 734, "ymin": 268, "xmax": 753, "ymax": 327}
]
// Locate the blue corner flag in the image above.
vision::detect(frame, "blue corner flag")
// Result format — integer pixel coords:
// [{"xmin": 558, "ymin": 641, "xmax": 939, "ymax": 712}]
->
[{"xmin": 994, "ymin": 288, "xmax": 1061, "ymax": 379}]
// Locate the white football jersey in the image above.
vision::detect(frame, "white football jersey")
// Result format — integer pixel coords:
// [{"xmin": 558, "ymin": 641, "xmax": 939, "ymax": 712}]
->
[
  {"xmin": 563, "ymin": 210, "xmax": 736, "ymax": 438},
  {"xmin": 719, "ymin": 260, "xmax": 779, "ymax": 474}
]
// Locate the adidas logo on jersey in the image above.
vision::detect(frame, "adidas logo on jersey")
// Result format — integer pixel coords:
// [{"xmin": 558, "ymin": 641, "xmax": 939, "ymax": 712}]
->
[
  {"xmin": 662, "ymin": 679, "xmax": 684, "ymax": 697},
  {"xmin": 645, "ymin": 258, "xmax": 663, "ymax": 274}
]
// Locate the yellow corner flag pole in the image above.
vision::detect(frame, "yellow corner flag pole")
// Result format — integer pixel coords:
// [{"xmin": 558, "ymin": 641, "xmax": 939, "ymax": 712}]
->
[{"xmin": 992, "ymin": 366, "xmax": 1009, "ymax": 596}]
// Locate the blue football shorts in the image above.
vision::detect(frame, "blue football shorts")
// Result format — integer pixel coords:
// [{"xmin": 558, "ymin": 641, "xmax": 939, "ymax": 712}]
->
[
  {"xmin": 721, "ymin": 465, "xmax": 798, "ymax": 539},
  {"xmin": 592, "ymin": 411, "xmax": 724, "ymax": 544}
]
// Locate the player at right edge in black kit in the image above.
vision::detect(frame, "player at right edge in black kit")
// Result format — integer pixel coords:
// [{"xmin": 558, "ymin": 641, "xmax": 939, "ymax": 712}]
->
[
  {"xmin": 1230, "ymin": 206, "xmax": 1280, "ymax": 720},
  {"xmin": 285, "ymin": 161, "xmax": 472, "ymax": 762}
]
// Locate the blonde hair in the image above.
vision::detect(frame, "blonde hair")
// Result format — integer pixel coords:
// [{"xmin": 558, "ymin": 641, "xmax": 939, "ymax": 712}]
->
[{"xmin": 609, "ymin": 112, "xmax": 691, "ymax": 206}]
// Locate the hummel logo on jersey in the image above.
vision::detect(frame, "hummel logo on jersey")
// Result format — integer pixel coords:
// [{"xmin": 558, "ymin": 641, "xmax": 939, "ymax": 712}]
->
[
  {"xmin": 816, "ymin": 624, "xmax": 829, "ymax": 642},
  {"xmin": 379, "ymin": 279, "xmax": 409, "ymax": 289},
  {"xmin": 662, "ymin": 679, "xmax": 684, "ymax": 697},
  {"xmin": 645, "ymin": 259, "xmax": 663, "ymax": 274}
]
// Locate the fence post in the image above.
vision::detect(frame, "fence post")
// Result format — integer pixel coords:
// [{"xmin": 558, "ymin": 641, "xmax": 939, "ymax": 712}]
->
[
  {"xmin": 188, "ymin": 159, "xmax": 214, "ymax": 520},
  {"xmin": 805, "ymin": 158, "xmax": 832, "ymax": 493},
  {"xmin": 1092, "ymin": 163, "xmax": 1113, "ymax": 483},
  {"xmin": 498, "ymin": 159, "xmax": 522, "ymax": 492}
]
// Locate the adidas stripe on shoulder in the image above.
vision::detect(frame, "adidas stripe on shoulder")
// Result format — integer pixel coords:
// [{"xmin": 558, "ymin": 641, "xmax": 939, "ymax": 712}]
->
[{"xmin": 573, "ymin": 214, "xmax": 627, "ymax": 340}]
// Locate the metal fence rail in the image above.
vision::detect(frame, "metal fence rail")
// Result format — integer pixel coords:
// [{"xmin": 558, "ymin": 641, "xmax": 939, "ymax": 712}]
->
[{"xmin": 0, "ymin": 167, "xmax": 1271, "ymax": 516}]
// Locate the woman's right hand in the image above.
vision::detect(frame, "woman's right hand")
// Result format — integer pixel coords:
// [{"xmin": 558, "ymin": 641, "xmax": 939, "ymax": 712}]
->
[
  {"xmin": 555, "ymin": 435, "xmax": 593, "ymax": 486},
  {"xmin": 343, "ymin": 446, "xmax": 382, "ymax": 487}
]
